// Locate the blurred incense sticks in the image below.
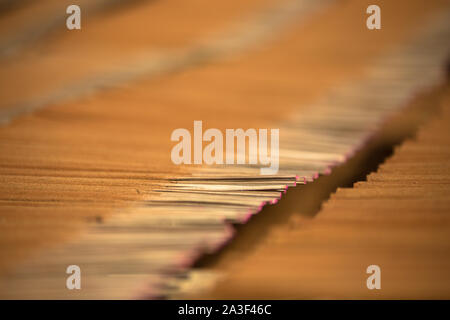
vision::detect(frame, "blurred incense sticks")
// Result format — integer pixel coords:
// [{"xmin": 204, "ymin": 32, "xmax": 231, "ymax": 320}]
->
[{"xmin": 0, "ymin": 0, "xmax": 450, "ymax": 299}]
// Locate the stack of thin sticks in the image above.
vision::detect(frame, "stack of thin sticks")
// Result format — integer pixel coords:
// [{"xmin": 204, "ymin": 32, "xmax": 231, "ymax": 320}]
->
[
  {"xmin": 184, "ymin": 84, "xmax": 450, "ymax": 299},
  {"xmin": 0, "ymin": 0, "xmax": 449, "ymax": 299}
]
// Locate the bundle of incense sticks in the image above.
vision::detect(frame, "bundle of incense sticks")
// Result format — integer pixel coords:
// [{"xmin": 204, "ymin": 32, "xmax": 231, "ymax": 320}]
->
[
  {"xmin": 0, "ymin": 0, "xmax": 333, "ymax": 279},
  {"xmin": 182, "ymin": 84, "xmax": 450, "ymax": 299},
  {"xmin": 0, "ymin": 5, "xmax": 449, "ymax": 298}
]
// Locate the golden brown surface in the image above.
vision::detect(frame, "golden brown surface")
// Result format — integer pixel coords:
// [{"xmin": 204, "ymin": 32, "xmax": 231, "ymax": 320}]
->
[{"xmin": 0, "ymin": 0, "xmax": 449, "ymax": 299}]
